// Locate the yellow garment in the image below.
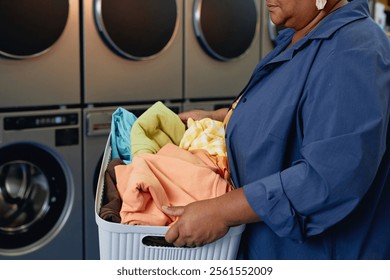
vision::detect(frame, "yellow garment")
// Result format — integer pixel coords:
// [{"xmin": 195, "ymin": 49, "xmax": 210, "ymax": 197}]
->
[
  {"xmin": 130, "ymin": 101, "xmax": 185, "ymax": 156},
  {"xmin": 179, "ymin": 118, "xmax": 226, "ymax": 157}
]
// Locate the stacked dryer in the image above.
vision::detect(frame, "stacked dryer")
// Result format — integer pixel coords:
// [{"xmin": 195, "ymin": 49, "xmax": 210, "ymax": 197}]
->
[
  {"xmin": 82, "ymin": 0, "xmax": 183, "ymax": 259},
  {"xmin": 83, "ymin": 0, "xmax": 183, "ymax": 104},
  {"xmin": 0, "ymin": 0, "xmax": 83, "ymax": 259},
  {"xmin": 0, "ymin": 0, "xmax": 80, "ymax": 109},
  {"xmin": 183, "ymin": 0, "xmax": 261, "ymax": 111}
]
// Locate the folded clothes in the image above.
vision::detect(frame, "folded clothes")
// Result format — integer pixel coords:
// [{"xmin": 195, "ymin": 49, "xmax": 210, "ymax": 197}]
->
[{"xmin": 110, "ymin": 107, "xmax": 137, "ymax": 163}]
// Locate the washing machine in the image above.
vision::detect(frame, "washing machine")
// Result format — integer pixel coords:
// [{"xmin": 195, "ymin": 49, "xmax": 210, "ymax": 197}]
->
[
  {"xmin": 82, "ymin": 102, "xmax": 181, "ymax": 259},
  {"xmin": 0, "ymin": 0, "xmax": 80, "ymax": 109},
  {"xmin": 184, "ymin": 0, "xmax": 260, "ymax": 100},
  {"xmin": 83, "ymin": 0, "xmax": 183, "ymax": 105},
  {"xmin": 0, "ymin": 108, "xmax": 83, "ymax": 260}
]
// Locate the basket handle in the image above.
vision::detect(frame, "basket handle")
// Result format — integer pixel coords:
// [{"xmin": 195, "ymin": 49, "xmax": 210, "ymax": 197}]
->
[{"xmin": 142, "ymin": 235, "xmax": 189, "ymax": 248}]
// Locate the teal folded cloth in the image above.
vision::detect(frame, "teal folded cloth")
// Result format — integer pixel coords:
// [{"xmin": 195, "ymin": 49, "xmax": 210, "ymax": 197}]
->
[{"xmin": 110, "ymin": 107, "xmax": 137, "ymax": 163}]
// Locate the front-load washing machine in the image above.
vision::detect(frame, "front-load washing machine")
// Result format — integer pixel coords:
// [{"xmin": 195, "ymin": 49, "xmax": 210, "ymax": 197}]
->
[
  {"xmin": 0, "ymin": 108, "xmax": 83, "ymax": 259},
  {"xmin": 82, "ymin": 103, "xmax": 181, "ymax": 259},
  {"xmin": 83, "ymin": 0, "xmax": 183, "ymax": 105},
  {"xmin": 0, "ymin": 0, "xmax": 80, "ymax": 109},
  {"xmin": 184, "ymin": 0, "xmax": 260, "ymax": 100}
]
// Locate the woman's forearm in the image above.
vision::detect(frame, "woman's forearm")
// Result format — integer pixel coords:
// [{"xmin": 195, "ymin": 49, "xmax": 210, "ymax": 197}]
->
[
  {"xmin": 211, "ymin": 108, "xmax": 229, "ymax": 122},
  {"xmin": 216, "ymin": 187, "xmax": 261, "ymax": 227}
]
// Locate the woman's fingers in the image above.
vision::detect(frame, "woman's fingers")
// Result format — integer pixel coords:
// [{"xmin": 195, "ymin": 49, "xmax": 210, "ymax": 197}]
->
[
  {"xmin": 162, "ymin": 201, "xmax": 229, "ymax": 248},
  {"xmin": 164, "ymin": 223, "xmax": 180, "ymax": 245},
  {"xmin": 162, "ymin": 205, "xmax": 185, "ymax": 217},
  {"xmin": 162, "ymin": 205, "xmax": 184, "ymax": 245}
]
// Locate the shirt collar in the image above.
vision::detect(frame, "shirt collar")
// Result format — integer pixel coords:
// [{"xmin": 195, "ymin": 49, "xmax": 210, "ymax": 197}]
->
[
  {"xmin": 269, "ymin": 0, "xmax": 370, "ymax": 64},
  {"xmin": 309, "ymin": 0, "xmax": 369, "ymax": 39}
]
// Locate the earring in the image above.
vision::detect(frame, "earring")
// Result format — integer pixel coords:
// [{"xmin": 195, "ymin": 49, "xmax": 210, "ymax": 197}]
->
[{"xmin": 316, "ymin": 0, "xmax": 327, "ymax": 10}]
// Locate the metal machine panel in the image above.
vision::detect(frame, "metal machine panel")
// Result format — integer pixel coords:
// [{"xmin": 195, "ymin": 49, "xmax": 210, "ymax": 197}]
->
[{"xmin": 184, "ymin": 0, "xmax": 260, "ymax": 100}]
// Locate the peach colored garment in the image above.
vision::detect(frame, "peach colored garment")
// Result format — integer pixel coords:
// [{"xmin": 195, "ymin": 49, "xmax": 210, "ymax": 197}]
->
[{"xmin": 115, "ymin": 143, "xmax": 232, "ymax": 226}]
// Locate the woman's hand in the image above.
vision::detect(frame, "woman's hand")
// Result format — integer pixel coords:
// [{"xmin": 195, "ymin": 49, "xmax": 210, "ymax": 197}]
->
[
  {"xmin": 178, "ymin": 110, "xmax": 214, "ymax": 124},
  {"xmin": 162, "ymin": 188, "xmax": 260, "ymax": 247},
  {"xmin": 178, "ymin": 108, "xmax": 229, "ymax": 124},
  {"xmin": 162, "ymin": 199, "xmax": 229, "ymax": 247}
]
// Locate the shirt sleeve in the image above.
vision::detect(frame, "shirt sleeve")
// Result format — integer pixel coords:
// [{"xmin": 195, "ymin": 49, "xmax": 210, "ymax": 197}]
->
[{"xmin": 243, "ymin": 47, "xmax": 390, "ymax": 241}]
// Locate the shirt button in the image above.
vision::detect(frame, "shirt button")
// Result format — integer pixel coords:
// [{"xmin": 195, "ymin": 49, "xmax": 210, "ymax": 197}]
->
[{"xmin": 242, "ymin": 97, "xmax": 247, "ymax": 103}]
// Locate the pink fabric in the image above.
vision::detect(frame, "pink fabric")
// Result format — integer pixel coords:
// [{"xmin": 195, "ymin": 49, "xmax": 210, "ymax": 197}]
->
[{"xmin": 115, "ymin": 143, "xmax": 232, "ymax": 226}]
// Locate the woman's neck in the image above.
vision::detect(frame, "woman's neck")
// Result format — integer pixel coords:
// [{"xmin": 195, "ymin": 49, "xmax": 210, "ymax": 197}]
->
[{"xmin": 288, "ymin": 0, "xmax": 348, "ymax": 47}]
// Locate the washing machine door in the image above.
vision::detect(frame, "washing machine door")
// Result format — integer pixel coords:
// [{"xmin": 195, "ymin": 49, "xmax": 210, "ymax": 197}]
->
[
  {"xmin": 193, "ymin": 0, "xmax": 258, "ymax": 61},
  {"xmin": 0, "ymin": 0, "xmax": 69, "ymax": 59},
  {"xmin": 0, "ymin": 143, "xmax": 72, "ymax": 255},
  {"xmin": 94, "ymin": 0, "xmax": 178, "ymax": 60}
]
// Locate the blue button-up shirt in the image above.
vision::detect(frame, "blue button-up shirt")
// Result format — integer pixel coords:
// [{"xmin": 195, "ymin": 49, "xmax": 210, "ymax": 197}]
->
[{"xmin": 226, "ymin": 0, "xmax": 390, "ymax": 259}]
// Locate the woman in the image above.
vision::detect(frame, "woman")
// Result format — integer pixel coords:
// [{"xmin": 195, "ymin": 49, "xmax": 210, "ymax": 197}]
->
[{"xmin": 163, "ymin": 0, "xmax": 390, "ymax": 259}]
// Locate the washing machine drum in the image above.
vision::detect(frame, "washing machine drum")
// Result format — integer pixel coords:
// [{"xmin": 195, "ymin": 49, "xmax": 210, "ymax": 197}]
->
[
  {"xmin": 194, "ymin": 0, "xmax": 258, "ymax": 61},
  {"xmin": 0, "ymin": 0, "xmax": 69, "ymax": 59},
  {"xmin": 0, "ymin": 143, "xmax": 71, "ymax": 253},
  {"xmin": 95, "ymin": 0, "xmax": 178, "ymax": 60}
]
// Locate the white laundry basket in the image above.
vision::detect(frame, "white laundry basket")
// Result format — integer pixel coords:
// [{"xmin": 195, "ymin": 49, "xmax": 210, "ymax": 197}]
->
[{"xmin": 95, "ymin": 134, "xmax": 245, "ymax": 260}]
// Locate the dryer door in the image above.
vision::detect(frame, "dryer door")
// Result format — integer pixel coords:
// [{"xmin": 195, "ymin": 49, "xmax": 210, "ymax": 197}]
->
[
  {"xmin": 94, "ymin": 0, "xmax": 178, "ymax": 60},
  {"xmin": 193, "ymin": 0, "xmax": 258, "ymax": 61},
  {"xmin": 0, "ymin": 143, "xmax": 72, "ymax": 255},
  {"xmin": 0, "ymin": 0, "xmax": 69, "ymax": 59}
]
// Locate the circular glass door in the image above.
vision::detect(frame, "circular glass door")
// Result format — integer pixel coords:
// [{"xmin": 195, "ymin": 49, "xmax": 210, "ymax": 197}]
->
[
  {"xmin": 0, "ymin": 143, "xmax": 72, "ymax": 255},
  {"xmin": 94, "ymin": 0, "xmax": 178, "ymax": 60},
  {"xmin": 193, "ymin": 0, "xmax": 258, "ymax": 61},
  {"xmin": 0, "ymin": 0, "xmax": 69, "ymax": 59}
]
